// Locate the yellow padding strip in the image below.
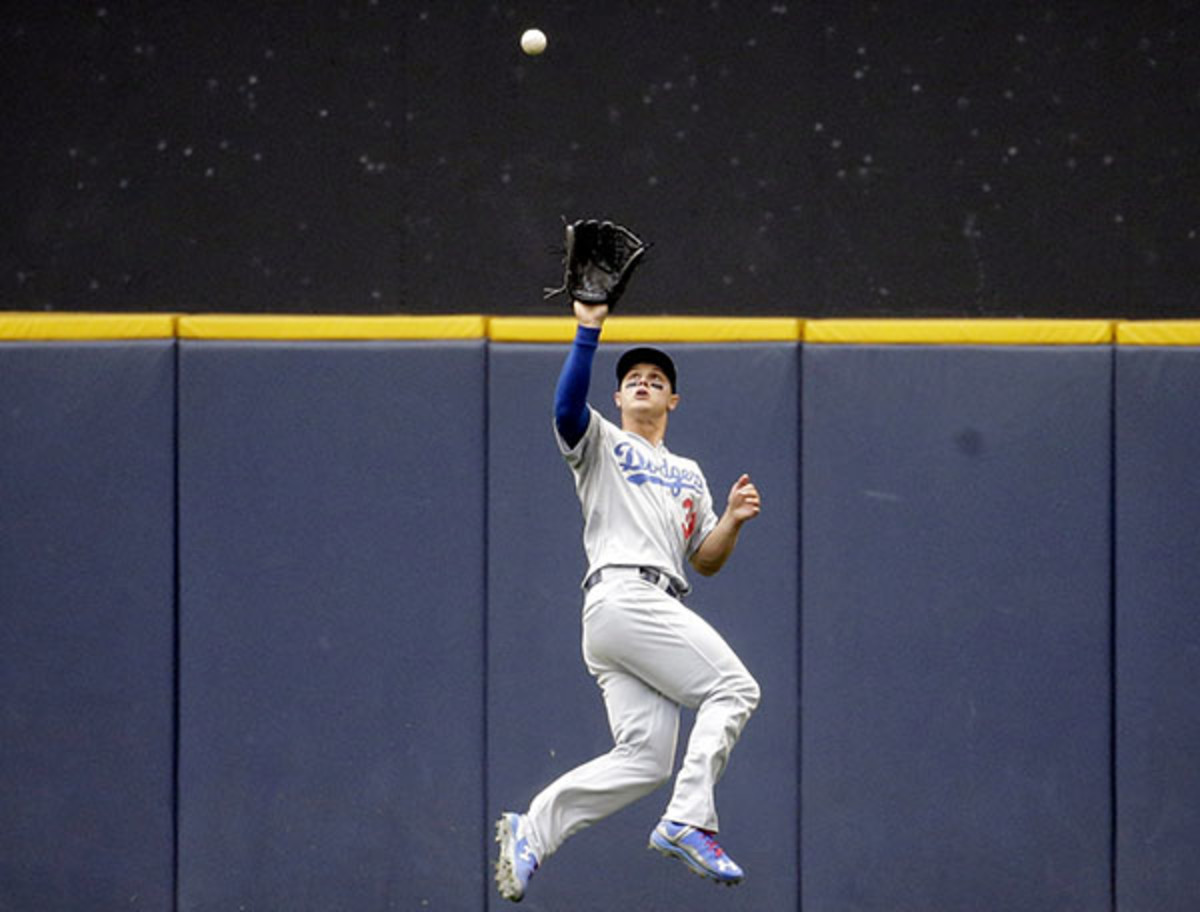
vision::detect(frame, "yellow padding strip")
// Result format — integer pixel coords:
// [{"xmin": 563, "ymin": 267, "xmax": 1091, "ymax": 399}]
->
[
  {"xmin": 178, "ymin": 314, "xmax": 488, "ymax": 340},
  {"xmin": 1117, "ymin": 321, "xmax": 1200, "ymax": 346},
  {"xmin": 490, "ymin": 316, "xmax": 803, "ymax": 343},
  {"xmin": 806, "ymin": 319, "xmax": 1114, "ymax": 345},
  {"xmin": 0, "ymin": 312, "xmax": 177, "ymax": 340}
]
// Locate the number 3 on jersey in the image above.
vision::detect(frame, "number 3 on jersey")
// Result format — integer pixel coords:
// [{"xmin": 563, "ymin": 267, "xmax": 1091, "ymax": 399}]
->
[{"xmin": 681, "ymin": 497, "xmax": 697, "ymax": 540}]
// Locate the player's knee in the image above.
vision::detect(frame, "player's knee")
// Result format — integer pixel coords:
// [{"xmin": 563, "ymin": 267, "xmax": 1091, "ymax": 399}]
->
[
  {"xmin": 614, "ymin": 733, "xmax": 675, "ymax": 787},
  {"xmin": 638, "ymin": 760, "xmax": 674, "ymax": 792},
  {"xmin": 733, "ymin": 671, "xmax": 761, "ymax": 715},
  {"xmin": 628, "ymin": 739, "xmax": 676, "ymax": 782},
  {"xmin": 748, "ymin": 674, "xmax": 762, "ymax": 711},
  {"xmin": 637, "ymin": 739, "xmax": 676, "ymax": 786}
]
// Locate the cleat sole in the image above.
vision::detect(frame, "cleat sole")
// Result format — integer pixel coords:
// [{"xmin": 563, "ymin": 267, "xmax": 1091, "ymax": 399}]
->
[
  {"xmin": 494, "ymin": 815, "xmax": 524, "ymax": 902},
  {"xmin": 648, "ymin": 835, "xmax": 744, "ymax": 887}
]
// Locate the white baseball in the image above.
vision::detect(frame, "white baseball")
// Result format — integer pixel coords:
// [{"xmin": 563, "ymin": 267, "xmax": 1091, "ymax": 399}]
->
[{"xmin": 520, "ymin": 28, "xmax": 547, "ymax": 56}]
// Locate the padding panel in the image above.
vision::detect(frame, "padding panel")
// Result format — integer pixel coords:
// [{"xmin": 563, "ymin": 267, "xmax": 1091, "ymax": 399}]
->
[
  {"xmin": 177, "ymin": 341, "xmax": 486, "ymax": 911},
  {"xmin": 1115, "ymin": 346, "xmax": 1200, "ymax": 912},
  {"xmin": 801, "ymin": 345, "xmax": 1112, "ymax": 911},
  {"xmin": 487, "ymin": 342, "xmax": 799, "ymax": 911},
  {"xmin": 0, "ymin": 342, "xmax": 176, "ymax": 911}
]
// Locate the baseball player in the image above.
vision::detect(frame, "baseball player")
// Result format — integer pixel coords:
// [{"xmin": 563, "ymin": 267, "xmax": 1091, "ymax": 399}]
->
[{"xmin": 495, "ymin": 299, "xmax": 762, "ymax": 902}]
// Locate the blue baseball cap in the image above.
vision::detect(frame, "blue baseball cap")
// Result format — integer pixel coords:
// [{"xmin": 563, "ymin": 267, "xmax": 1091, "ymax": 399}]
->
[{"xmin": 616, "ymin": 347, "xmax": 676, "ymax": 392}]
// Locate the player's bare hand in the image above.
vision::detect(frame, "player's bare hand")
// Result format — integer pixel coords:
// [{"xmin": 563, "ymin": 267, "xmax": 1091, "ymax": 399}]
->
[
  {"xmin": 726, "ymin": 474, "xmax": 761, "ymax": 523},
  {"xmin": 573, "ymin": 300, "xmax": 609, "ymax": 328}
]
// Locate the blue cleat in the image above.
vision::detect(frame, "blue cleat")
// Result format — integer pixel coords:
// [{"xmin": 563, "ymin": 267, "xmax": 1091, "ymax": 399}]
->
[
  {"xmin": 649, "ymin": 819, "xmax": 744, "ymax": 886},
  {"xmin": 495, "ymin": 812, "xmax": 539, "ymax": 902}
]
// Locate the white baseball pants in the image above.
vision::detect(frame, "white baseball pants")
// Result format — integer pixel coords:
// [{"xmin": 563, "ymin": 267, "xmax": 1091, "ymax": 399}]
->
[{"xmin": 522, "ymin": 575, "xmax": 760, "ymax": 860}]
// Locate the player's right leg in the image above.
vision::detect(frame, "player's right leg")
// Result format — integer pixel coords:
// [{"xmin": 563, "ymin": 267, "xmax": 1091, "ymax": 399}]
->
[
  {"xmin": 521, "ymin": 669, "xmax": 679, "ymax": 860},
  {"xmin": 495, "ymin": 584, "xmax": 683, "ymax": 901}
]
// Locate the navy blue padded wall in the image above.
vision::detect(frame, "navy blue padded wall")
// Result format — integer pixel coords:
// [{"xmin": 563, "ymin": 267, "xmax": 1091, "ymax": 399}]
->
[
  {"xmin": 801, "ymin": 344, "xmax": 1112, "ymax": 911},
  {"xmin": 1116, "ymin": 346, "xmax": 1200, "ymax": 912},
  {"xmin": 0, "ymin": 342, "xmax": 176, "ymax": 911},
  {"xmin": 487, "ymin": 342, "xmax": 799, "ymax": 911},
  {"xmin": 177, "ymin": 341, "xmax": 486, "ymax": 911}
]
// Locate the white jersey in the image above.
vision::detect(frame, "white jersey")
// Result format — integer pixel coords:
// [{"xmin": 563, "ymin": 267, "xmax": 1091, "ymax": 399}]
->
[{"xmin": 555, "ymin": 406, "xmax": 719, "ymax": 594}]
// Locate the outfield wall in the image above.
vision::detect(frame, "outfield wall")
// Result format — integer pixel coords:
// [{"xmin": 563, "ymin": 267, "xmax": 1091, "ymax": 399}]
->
[
  {"xmin": 0, "ymin": 338, "xmax": 176, "ymax": 911},
  {"xmin": 1, "ymin": 314, "xmax": 1198, "ymax": 911}
]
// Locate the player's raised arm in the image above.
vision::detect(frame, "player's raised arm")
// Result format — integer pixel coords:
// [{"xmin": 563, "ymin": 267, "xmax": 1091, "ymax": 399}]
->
[
  {"xmin": 573, "ymin": 300, "xmax": 608, "ymax": 329},
  {"xmin": 553, "ymin": 302, "xmax": 609, "ymax": 449}
]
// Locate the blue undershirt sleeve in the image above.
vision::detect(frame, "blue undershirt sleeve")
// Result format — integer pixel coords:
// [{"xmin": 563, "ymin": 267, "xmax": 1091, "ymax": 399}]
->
[{"xmin": 554, "ymin": 325, "xmax": 601, "ymax": 449}]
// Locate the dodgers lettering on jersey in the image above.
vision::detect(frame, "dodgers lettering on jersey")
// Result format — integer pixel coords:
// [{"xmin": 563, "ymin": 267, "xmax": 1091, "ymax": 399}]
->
[
  {"xmin": 613, "ymin": 441, "xmax": 705, "ymax": 497},
  {"xmin": 555, "ymin": 406, "xmax": 718, "ymax": 593}
]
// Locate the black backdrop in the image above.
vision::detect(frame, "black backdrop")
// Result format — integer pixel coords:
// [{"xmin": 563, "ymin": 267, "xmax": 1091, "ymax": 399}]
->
[{"xmin": 4, "ymin": 1, "xmax": 1197, "ymax": 317}]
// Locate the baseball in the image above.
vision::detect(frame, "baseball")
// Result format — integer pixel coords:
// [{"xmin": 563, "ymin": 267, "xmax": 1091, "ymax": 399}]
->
[{"xmin": 520, "ymin": 28, "xmax": 547, "ymax": 56}]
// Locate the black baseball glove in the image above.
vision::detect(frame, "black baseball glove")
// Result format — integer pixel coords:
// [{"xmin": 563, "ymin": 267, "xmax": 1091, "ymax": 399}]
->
[{"xmin": 544, "ymin": 219, "xmax": 648, "ymax": 308}]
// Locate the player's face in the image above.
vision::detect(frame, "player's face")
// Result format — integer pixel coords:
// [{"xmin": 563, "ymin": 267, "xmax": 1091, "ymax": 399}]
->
[{"xmin": 614, "ymin": 364, "xmax": 679, "ymax": 416}]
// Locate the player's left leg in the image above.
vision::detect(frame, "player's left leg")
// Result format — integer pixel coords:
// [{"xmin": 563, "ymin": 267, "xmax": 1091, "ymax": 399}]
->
[
  {"xmin": 662, "ymin": 651, "xmax": 759, "ymax": 831},
  {"xmin": 610, "ymin": 588, "xmax": 759, "ymax": 831},
  {"xmin": 606, "ymin": 586, "xmax": 759, "ymax": 883}
]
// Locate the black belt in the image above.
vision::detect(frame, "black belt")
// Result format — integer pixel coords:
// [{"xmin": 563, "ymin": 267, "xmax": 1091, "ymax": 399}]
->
[{"xmin": 583, "ymin": 566, "xmax": 684, "ymax": 600}]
